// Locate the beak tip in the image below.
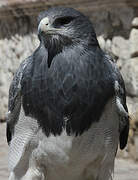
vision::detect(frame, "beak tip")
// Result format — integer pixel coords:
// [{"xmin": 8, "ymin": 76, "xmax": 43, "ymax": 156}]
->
[{"xmin": 38, "ymin": 17, "xmax": 50, "ymax": 34}]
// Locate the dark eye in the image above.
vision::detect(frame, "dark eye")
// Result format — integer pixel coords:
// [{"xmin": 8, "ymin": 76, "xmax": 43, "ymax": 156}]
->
[{"xmin": 53, "ymin": 16, "xmax": 75, "ymax": 27}]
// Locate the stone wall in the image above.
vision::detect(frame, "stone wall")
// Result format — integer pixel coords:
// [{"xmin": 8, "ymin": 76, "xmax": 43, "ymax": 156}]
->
[
  {"xmin": 98, "ymin": 18, "xmax": 138, "ymax": 115},
  {"xmin": 0, "ymin": 0, "xmax": 138, "ymax": 158},
  {"xmin": 97, "ymin": 18, "xmax": 138, "ymax": 160},
  {"xmin": 0, "ymin": 33, "xmax": 39, "ymax": 120}
]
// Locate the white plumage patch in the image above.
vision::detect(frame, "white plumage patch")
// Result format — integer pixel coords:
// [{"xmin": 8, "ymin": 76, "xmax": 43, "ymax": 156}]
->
[
  {"xmin": 9, "ymin": 97, "xmax": 120, "ymax": 180},
  {"xmin": 9, "ymin": 132, "xmax": 33, "ymax": 171}
]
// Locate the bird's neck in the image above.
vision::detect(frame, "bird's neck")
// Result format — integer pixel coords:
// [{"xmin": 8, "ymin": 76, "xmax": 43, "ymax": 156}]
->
[
  {"xmin": 41, "ymin": 35, "xmax": 73, "ymax": 67},
  {"xmin": 39, "ymin": 34, "xmax": 100, "ymax": 68}
]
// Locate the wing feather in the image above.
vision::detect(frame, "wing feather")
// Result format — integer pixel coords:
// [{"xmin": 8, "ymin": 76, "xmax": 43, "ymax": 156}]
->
[
  {"xmin": 106, "ymin": 54, "xmax": 129, "ymax": 149},
  {"xmin": 7, "ymin": 56, "xmax": 32, "ymax": 144}
]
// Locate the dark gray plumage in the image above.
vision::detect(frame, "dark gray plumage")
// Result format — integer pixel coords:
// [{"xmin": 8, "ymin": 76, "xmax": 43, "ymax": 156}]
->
[{"xmin": 7, "ymin": 7, "xmax": 129, "ymax": 180}]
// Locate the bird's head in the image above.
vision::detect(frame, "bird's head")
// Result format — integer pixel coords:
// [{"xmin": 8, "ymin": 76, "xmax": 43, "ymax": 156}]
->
[{"xmin": 38, "ymin": 7, "xmax": 99, "ymax": 48}]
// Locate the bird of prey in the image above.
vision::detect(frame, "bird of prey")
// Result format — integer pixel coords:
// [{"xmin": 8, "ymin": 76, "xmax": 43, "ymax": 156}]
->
[{"xmin": 7, "ymin": 7, "xmax": 129, "ymax": 180}]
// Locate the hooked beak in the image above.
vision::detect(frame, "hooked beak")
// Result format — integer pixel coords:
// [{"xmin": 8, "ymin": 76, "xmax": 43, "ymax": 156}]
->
[
  {"xmin": 38, "ymin": 17, "xmax": 52, "ymax": 34},
  {"xmin": 38, "ymin": 17, "xmax": 62, "ymax": 35}
]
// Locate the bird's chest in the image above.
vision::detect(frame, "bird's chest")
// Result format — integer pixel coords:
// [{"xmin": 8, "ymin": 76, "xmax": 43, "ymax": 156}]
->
[
  {"xmin": 44, "ymin": 58, "xmax": 91, "ymax": 107},
  {"xmin": 35, "ymin": 128, "xmax": 103, "ymax": 180},
  {"xmin": 33, "ymin": 102, "xmax": 119, "ymax": 180}
]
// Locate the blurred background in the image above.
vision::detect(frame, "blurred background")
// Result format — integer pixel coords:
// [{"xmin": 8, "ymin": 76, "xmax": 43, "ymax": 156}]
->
[{"xmin": 0, "ymin": 0, "xmax": 138, "ymax": 179}]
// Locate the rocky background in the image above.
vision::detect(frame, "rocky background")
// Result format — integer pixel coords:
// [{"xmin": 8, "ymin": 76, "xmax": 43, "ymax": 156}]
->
[{"xmin": 0, "ymin": 0, "xmax": 138, "ymax": 160}]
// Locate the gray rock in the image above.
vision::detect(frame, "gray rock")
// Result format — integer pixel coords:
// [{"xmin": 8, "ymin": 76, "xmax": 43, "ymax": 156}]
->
[
  {"xmin": 111, "ymin": 36, "xmax": 130, "ymax": 59},
  {"xmin": 97, "ymin": 35, "xmax": 105, "ymax": 50},
  {"xmin": 121, "ymin": 58, "xmax": 138, "ymax": 97},
  {"xmin": 132, "ymin": 17, "xmax": 138, "ymax": 27},
  {"xmin": 126, "ymin": 96, "xmax": 138, "ymax": 114},
  {"xmin": 0, "ymin": 33, "xmax": 38, "ymax": 120},
  {"xmin": 105, "ymin": 39, "xmax": 112, "ymax": 53},
  {"xmin": 129, "ymin": 29, "xmax": 138, "ymax": 57},
  {"xmin": 111, "ymin": 7, "xmax": 134, "ymax": 30}
]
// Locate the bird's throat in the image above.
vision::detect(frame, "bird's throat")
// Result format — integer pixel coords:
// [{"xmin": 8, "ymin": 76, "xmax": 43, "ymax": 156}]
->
[
  {"xmin": 47, "ymin": 43, "xmax": 62, "ymax": 68},
  {"xmin": 44, "ymin": 35, "xmax": 73, "ymax": 68}
]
